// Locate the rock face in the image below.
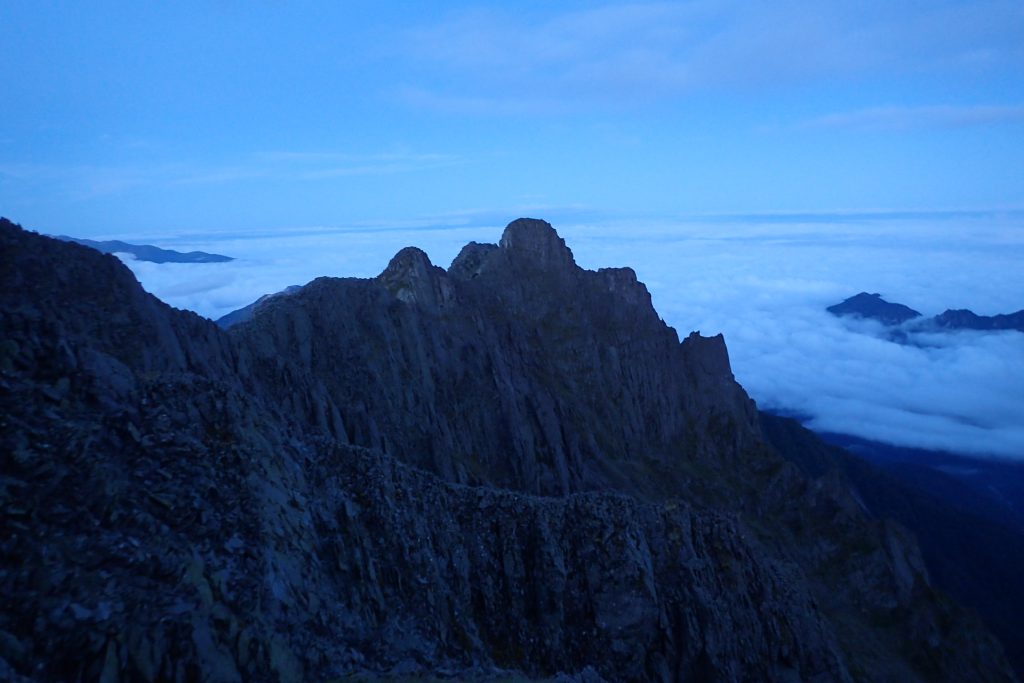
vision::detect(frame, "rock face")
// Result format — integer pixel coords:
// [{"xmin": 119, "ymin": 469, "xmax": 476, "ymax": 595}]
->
[
  {"xmin": 0, "ymin": 216, "xmax": 1017, "ymax": 682},
  {"xmin": 215, "ymin": 286, "xmax": 302, "ymax": 329},
  {"xmin": 826, "ymin": 292, "xmax": 922, "ymax": 325},
  {"xmin": 234, "ymin": 217, "xmax": 758, "ymax": 498},
  {"xmin": 760, "ymin": 412, "xmax": 1024, "ymax": 677}
]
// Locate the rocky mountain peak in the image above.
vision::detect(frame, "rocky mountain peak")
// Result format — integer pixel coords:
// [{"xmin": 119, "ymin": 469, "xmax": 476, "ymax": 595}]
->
[
  {"xmin": 597, "ymin": 266, "xmax": 651, "ymax": 308},
  {"xmin": 3, "ymin": 217, "xmax": 1019, "ymax": 683},
  {"xmin": 499, "ymin": 217, "xmax": 576, "ymax": 270},
  {"xmin": 681, "ymin": 331, "xmax": 734, "ymax": 377},
  {"xmin": 448, "ymin": 241, "xmax": 499, "ymax": 279},
  {"xmin": 377, "ymin": 245, "xmax": 453, "ymax": 309}
]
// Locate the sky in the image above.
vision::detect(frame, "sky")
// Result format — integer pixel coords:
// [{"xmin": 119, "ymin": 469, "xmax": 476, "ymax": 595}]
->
[
  {"xmin": 2, "ymin": 1, "xmax": 1023, "ymax": 234},
  {"xmin": 2, "ymin": 2, "xmax": 1023, "ymax": 458}
]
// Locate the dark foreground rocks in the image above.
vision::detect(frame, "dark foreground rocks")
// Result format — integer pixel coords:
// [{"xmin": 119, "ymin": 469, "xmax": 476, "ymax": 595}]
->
[{"xmin": 0, "ymin": 217, "xmax": 1016, "ymax": 681}]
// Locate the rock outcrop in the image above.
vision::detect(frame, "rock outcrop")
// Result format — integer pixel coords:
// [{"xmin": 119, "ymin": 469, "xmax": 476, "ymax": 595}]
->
[
  {"xmin": 0, "ymin": 217, "xmax": 1017, "ymax": 682},
  {"xmin": 215, "ymin": 286, "xmax": 302, "ymax": 329},
  {"xmin": 232, "ymin": 218, "xmax": 758, "ymax": 498}
]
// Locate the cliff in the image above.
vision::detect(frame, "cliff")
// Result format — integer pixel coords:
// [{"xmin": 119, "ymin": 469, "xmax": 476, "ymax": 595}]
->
[
  {"xmin": 232, "ymin": 218, "xmax": 758, "ymax": 497},
  {"xmin": 0, "ymin": 217, "xmax": 1015, "ymax": 682}
]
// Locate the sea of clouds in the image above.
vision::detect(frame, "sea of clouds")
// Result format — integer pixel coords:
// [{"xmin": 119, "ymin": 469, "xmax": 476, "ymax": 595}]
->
[{"xmin": 109, "ymin": 213, "xmax": 1024, "ymax": 459}]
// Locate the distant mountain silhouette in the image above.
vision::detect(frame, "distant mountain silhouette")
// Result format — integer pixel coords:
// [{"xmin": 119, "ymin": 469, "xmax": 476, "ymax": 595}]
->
[
  {"xmin": 827, "ymin": 293, "xmax": 1023, "ymax": 335},
  {"xmin": 55, "ymin": 235, "xmax": 233, "ymax": 263},
  {"xmin": 931, "ymin": 308, "xmax": 1024, "ymax": 332},
  {"xmin": 826, "ymin": 292, "xmax": 922, "ymax": 324}
]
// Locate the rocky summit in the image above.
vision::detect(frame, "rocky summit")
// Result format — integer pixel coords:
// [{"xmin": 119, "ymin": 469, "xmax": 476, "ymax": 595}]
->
[{"xmin": 0, "ymin": 216, "xmax": 1017, "ymax": 682}]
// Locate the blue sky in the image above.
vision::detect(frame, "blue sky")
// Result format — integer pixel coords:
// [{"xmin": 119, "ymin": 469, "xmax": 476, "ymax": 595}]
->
[{"xmin": 2, "ymin": 1, "xmax": 1023, "ymax": 237}]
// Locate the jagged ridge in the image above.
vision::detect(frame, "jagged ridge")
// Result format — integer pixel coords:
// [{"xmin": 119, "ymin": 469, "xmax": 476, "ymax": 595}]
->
[
  {"xmin": 233, "ymin": 217, "xmax": 757, "ymax": 498},
  {"xmin": 0, "ymin": 217, "xmax": 1016, "ymax": 682}
]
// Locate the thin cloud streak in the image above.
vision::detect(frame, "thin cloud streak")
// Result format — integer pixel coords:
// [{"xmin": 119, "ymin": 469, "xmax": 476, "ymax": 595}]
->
[
  {"xmin": 258, "ymin": 151, "xmax": 459, "ymax": 164},
  {"xmin": 393, "ymin": 85, "xmax": 575, "ymax": 117},
  {"xmin": 400, "ymin": 1, "xmax": 1024, "ymax": 110},
  {"xmin": 0, "ymin": 150, "xmax": 462, "ymax": 199},
  {"xmin": 801, "ymin": 104, "xmax": 1024, "ymax": 131}
]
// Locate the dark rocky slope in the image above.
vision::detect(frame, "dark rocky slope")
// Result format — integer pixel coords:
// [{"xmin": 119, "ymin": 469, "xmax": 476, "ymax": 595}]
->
[
  {"xmin": 216, "ymin": 286, "xmax": 302, "ymax": 329},
  {"xmin": 761, "ymin": 416, "xmax": 1024, "ymax": 676},
  {"xmin": 232, "ymin": 220, "xmax": 758, "ymax": 498},
  {"xmin": 0, "ymin": 217, "xmax": 1016, "ymax": 682}
]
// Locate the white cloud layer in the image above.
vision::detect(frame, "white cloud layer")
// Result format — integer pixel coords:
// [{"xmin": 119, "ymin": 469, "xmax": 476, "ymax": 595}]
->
[{"xmin": 116, "ymin": 212, "xmax": 1024, "ymax": 459}]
